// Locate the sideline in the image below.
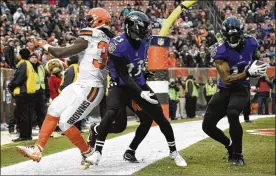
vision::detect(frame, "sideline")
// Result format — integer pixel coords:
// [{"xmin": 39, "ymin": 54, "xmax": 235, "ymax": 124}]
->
[{"xmin": 1, "ymin": 115, "xmax": 273, "ymax": 175}]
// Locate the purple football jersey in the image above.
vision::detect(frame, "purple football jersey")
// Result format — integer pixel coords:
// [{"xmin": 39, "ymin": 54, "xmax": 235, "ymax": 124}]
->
[
  {"xmin": 210, "ymin": 36, "xmax": 259, "ymax": 88},
  {"xmin": 107, "ymin": 33, "xmax": 148, "ymax": 86}
]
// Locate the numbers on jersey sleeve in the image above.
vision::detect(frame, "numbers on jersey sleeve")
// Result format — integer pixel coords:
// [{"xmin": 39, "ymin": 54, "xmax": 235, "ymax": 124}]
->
[
  {"xmin": 114, "ymin": 36, "xmax": 124, "ymax": 43},
  {"xmin": 93, "ymin": 41, "xmax": 108, "ymax": 69},
  {"xmin": 126, "ymin": 60, "xmax": 144, "ymax": 77}
]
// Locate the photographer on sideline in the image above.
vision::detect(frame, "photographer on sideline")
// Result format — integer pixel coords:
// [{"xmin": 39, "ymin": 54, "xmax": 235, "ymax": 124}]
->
[{"xmin": 169, "ymin": 78, "xmax": 180, "ymax": 120}]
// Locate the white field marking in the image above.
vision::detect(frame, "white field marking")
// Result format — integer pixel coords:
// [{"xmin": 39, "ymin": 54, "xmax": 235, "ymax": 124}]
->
[{"xmin": 1, "ymin": 115, "xmax": 274, "ymax": 175}]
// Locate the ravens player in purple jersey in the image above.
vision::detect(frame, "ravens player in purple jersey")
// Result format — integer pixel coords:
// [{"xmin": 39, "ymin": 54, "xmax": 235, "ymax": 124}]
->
[
  {"xmin": 202, "ymin": 16, "xmax": 268, "ymax": 166},
  {"xmin": 84, "ymin": 11, "xmax": 187, "ymax": 168}
]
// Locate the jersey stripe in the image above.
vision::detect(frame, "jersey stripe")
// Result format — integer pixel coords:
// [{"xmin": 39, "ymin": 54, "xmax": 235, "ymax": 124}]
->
[
  {"xmin": 79, "ymin": 30, "xmax": 93, "ymax": 36},
  {"xmin": 87, "ymin": 87, "xmax": 99, "ymax": 102}
]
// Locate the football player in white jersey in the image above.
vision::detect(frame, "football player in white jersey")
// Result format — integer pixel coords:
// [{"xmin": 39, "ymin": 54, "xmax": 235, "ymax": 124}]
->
[{"xmin": 16, "ymin": 8, "xmax": 115, "ymax": 164}]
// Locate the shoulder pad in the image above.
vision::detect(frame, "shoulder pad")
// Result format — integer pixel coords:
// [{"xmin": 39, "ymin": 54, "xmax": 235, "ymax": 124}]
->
[
  {"xmin": 209, "ymin": 41, "xmax": 227, "ymax": 60},
  {"xmin": 246, "ymin": 36, "xmax": 259, "ymax": 47},
  {"xmin": 108, "ymin": 34, "xmax": 128, "ymax": 57}
]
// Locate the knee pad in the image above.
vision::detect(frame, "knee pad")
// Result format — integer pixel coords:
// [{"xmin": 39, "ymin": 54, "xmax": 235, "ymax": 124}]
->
[
  {"xmin": 226, "ymin": 108, "xmax": 240, "ymax": 119},
  {"xmin": 59, "ymin": 121, "xmax": 73, "ymax": 132}
]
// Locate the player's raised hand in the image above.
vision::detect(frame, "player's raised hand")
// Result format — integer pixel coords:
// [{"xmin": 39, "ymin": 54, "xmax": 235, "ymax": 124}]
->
[
  {"xmin": 140, "ymin": 91, "xmax": 158, "ymax": 104},
  {"xmin": 245, "ymin": 60, "xmax": 268, "ymax": 77}
]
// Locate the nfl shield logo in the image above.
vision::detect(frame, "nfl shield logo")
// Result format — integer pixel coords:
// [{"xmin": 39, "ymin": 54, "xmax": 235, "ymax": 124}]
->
[{"xmin": 158, "ymin": 38, "xmax": 164, "ymax": 46}]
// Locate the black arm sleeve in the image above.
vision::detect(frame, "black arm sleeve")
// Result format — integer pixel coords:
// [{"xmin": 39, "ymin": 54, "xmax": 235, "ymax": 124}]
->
[
  {"xmin": 109, "ymin": 54, "xmax": 143, "ymax": 94},
  {"xmin": 59, "ymin": 67, "xmax": 74, "ymax": 91},
  {"xmin": 8, "ymin": 62, "xmax": 27, "ymax": 92}
]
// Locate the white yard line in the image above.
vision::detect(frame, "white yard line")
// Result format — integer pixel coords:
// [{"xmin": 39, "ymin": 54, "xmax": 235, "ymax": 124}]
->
[{"xmin": 1, "ymin": 115, "xmax": 273, "ymax": 175}]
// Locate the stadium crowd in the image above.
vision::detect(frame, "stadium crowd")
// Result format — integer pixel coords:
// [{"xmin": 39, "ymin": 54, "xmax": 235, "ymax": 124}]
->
[
  {"xmin": 1, "ymin": 0, "xmax": 275, "ymax": 69},
  {"xmin": 0, "ymin": 0, "xmax": 275, "ymax": 140}
]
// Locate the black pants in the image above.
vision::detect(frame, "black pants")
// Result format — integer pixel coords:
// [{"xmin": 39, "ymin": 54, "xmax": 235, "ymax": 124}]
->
[
  {"xmin": 185, "ymin": 95, "xmax": 197, "ymax": 118},
  {"xmin": 243, "ymin": 98, "xmax": 251, "ymax": 121},
  {"xmin": 202, "ymin": 86, "xmax": 249, "ymax": 154},
  {"xmin": 169, "ymin": 99, "xmax": 178, "ymax": 120},
  {"xmin": 99, "ymin": 94, "xmax": 107, "ymax": 119},
  {"xmin": 33, "ymin": 91, "xmax": 47, "ymax": 129},
  {"xmin": 97, "ymin": 84, "xmax": 175, "ymax": 151},
  {"xmin": 205, "ymin": 96, "xmax": 212, "ymax": 104},
  {"xmin": 15, "ymin": 95, "xmax": 35, "ymax": 138},
  {"xmin": 258, "ymin": 93, "xmax": 270, "ymax": 115}
]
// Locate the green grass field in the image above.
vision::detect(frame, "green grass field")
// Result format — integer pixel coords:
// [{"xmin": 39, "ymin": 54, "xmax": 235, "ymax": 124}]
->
[
  {"xmin": 135, "ymin": 117, "xmax": 276, "ymax": 175},
  {"xmin": 1, "ymin": 117, "xmax": 202, "ymax": 168}
]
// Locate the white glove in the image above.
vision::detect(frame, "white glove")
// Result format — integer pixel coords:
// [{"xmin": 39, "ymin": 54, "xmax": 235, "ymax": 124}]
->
[
  {"xmin": 245, "ymin": 60, "xmax": 268, "ymax": 77},
  {"xmin": 140, "ymin": 91, "xmax": 158, "ymax": 104}
]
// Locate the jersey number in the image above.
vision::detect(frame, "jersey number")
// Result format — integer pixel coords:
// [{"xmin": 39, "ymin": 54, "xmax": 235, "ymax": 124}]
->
[
  {"xmin": 93, "ymin": 41, "xmax": 108, "ymax": 69},
  {"xmin": 127, "ymin": 60, "xmax": 144, "ymax": 77}
]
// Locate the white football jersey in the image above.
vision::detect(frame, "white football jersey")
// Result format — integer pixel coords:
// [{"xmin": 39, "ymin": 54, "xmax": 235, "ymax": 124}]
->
[{"xmin": 76, "ymin": 27, "xmax": 110, "ymax": 87}]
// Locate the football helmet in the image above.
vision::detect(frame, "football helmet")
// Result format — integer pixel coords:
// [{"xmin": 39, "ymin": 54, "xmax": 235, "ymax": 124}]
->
[
  {"xmin": 86, "ymin": 8, "xmax": 111, "ymax": 29},
  {"xmin": 220, "ymin": 16, "xmax": 244, "ymax": 48},
  {"xmin": 124, "ymin": 11, "xmax": 152, "ymax": 41}
]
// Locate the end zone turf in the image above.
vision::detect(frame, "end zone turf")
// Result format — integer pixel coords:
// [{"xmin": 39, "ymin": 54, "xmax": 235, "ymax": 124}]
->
[{"xmin": 135, "ymin": 117, "xmax": 275, "ymax": 175}]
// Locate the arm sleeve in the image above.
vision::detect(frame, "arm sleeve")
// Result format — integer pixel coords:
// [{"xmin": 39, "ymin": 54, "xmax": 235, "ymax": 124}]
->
[
  {"xmin": 8, "ymin": 62, "xmax": 27, "ymax": 92},
  {"xmin": 59, "ymin": 67, "xmax": 74, "ymax": 91},
  {"xmin": 110, "ymin": 54, "xmax": 143, "ymax": 94}
]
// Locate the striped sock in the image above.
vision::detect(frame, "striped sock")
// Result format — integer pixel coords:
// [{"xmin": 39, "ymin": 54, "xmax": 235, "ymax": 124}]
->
[
  {"xmin": 168, "ymin": 141, "xmax": 176, "ymax": 153},
  {"xmin": 95, "ymin": 140, "xmax": 105, "ymax": 154}
]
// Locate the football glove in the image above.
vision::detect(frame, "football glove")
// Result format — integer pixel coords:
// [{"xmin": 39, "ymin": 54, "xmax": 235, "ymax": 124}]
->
[
  {"xmin": 245, "ymin": 60, "xmax": 267, "ymax": 77},
  {"xmin": 140, "ymin": 91, "xmax": 158, "ymax": 104}
]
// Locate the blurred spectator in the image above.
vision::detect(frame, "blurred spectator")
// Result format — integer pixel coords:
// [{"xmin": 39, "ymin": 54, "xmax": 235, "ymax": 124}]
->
[
  {"xmin": 4, "ymin": 39, "xmax": 16, "ymax": 69},
  {"xmin": 176, "ymin": 76, "xmax": 186, "ymax": 119},
  {"xmin": 256, "ymin": 76, "xmax": 273, "ymax": 115},
  {"xmin": 168, "ymin": 52, "xmax": 177, "ymax": 68},
  {"xmin": 185, "ymin": 75, "xmax": 199, "ymax": 118},
  {"xmin": 29, "ymin": 53, "xmax": 49, "ymax": 130},
  {"xmin": 8, "ymin": 49, "xmax": 36, "ymax": 142},
  {"xmin": 13, "ymin": 8, "xmax": 25, "ymax": 24},
  {"xmin": 203, "ymin": 77, "xmax": 216, "ymax": 104},
  {"xmin": 46, "ymin": 59, "xmax": 63, "ymax": 100},
  {"xmin": 169, "ymin": 78, "xmax": 179, "ymax": 120},
  {"xmin": 255, "ymin": 10, "xmax": 265, "ymax": 23},
  {"xmin": 245, "ymin": 10, "xmax": 255, "ymax": 23}
]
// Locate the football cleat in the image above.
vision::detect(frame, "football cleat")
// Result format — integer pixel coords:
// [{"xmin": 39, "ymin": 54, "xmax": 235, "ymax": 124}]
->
[
  {"xmin": 80, "ymin": 148, "xmax": 93, "ymax": 170},
  {"xmin": 232, "ymin": 153, "xmax": 245, "ymax": 166},
  {"xmin": 85, "ymin": 151, "xmax": 102, "ymax": 165},
  {"xmin": 169, "ymin": 151, "xmax": 187, "ymax": 167},
  {"xmin": 226, "ymin": 144, "xmax": 233, "ymax": 162},
  {"xmin": 16, "ymin": 145, "xmax": 42, "ymax": 162},
  {"xmin": 123, "ymin": 149, "xmax": 139, "ymax": 163},
  {"xmin": 87, "ymin": 123, "xmax": 98, "ymax": 149}
]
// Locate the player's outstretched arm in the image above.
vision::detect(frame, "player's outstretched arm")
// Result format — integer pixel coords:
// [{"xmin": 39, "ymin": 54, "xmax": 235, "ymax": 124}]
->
[
  {"xmin": 215, "ymin": 59, "xmax": 247, "ymax": 85},
  {"xmin": 36, "ymin": 38, "xmax": 88, "ymax": 58}
]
